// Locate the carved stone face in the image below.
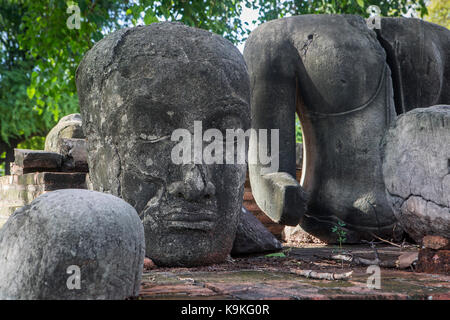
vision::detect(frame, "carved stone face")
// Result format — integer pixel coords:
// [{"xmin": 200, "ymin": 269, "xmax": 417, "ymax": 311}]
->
[{"xmin": 77, "ymin": 23, "xmax": 250, "ymax": 266}]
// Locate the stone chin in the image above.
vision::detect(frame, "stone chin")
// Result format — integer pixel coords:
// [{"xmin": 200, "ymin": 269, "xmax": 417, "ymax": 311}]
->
[
  {"xmin": 143, "ymin": 208, "xmax": 237, "ymax": 267},
  {"xmin": 145, "ymin": 228, "xmax": 234, "ymax": 267}
]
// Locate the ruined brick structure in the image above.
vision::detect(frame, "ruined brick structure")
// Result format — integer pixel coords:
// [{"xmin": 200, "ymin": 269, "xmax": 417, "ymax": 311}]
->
[{"xmin": 0, "ymin": 149, "xmax": 88, "ymax": 228}]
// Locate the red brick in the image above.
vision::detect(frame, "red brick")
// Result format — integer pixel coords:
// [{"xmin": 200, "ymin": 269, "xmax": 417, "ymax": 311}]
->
[
  {"xmin": 422, "ymin": 236, "xmax": 450, "ymax": 250},
  {"xmin": 417, "ymin": 249, "xmax": 450, "ymax": 275}
]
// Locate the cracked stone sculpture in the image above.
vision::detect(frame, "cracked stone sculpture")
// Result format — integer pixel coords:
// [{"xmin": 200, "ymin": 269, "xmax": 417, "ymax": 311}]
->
[
  {"xmin": 244, "ymin": 15, "xmax": 450, "ymax": 243},
  {"xmin": 77, "ymin": 22, "xmax": 250, "ymax": 266},
  {"xmin": 0, "ymin": 189, "xmax": 145, "ymax": 300},
  {"xmin": 382, "ymin": 105, "xmax": 450, "ymax": 242},
  {"xmin": 245, "ymin": 14, "xmax": 398, "ymax": 242}
]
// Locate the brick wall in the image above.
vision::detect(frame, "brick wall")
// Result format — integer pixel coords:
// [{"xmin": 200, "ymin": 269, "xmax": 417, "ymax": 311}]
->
[{"xmin": 0, "ymin": 172, "xmax": 87, "ymax": 228}]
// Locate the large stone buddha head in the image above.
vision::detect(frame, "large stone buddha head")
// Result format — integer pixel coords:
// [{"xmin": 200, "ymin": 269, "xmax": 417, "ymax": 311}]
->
[{"xmin": 76, "ymin": 22, "xmax": 250, "ymax": 266}]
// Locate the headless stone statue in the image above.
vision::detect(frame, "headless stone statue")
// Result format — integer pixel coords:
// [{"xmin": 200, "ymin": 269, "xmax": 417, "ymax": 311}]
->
[
  {"xmin": 77, "ymin": 22, "xmax": 250, "ymax": 266},
  {"xmin": 377, "ymin": 18, "xmax": 450, "ymax": 114},
  {"xmin": 245, "ymin": 15, "xmax": 449, "ymax": 242}
]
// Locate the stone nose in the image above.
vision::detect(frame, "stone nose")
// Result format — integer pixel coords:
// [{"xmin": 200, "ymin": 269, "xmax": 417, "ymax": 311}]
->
[{"xmin": 167, "ymin": 165, "xmax": 216, "ymax": 201}]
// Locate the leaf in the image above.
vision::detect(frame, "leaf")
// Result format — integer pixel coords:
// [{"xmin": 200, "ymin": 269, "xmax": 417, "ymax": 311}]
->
[
  {"xmin": 356, "ymin": 0, "xmax": 365, "ymax": 8},
  {"xmin": 144, "ymin": 11, "xmax": 159, "ymax": 25},
  {"xmin": 26, "ymin": 86, "xmax": 35, "ymax": 100},
  {"xmin": 265, "ymin": 252, "xmax": 286, "ymax": 258}
]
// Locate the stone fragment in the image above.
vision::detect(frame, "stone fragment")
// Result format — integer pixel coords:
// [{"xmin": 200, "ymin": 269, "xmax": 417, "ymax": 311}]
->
[
  {"xmin": 13, "ymin": 148, "xmax": 62, "ymax": 174},
  {"xmin": 57, "ymin": 138, "xmax": 89, "ymax": 172},
  {"xmin": 44, "ymin": 113, "xmax": 85, "ymax": 152},
  {"xmin": 232, "ymin": 206, "xmax": 283, "ymax": 255},
  {"xmin": 395, "ymin": 252, "xmax": 418, "ymax": 269},
  {"xmin": 0, "ymin": 189, "xmax": 145, "ymax": 299},
  {"xmin": 282, "ymin": 225, "xmax": 324, "ymax": 244},
  {"xmin": 77, "ymin": 22, "xmax": 250, "ymax": 266},
  {"xmin": 382, "ymin": 105, "xmax": 450, "ymax": 242}
]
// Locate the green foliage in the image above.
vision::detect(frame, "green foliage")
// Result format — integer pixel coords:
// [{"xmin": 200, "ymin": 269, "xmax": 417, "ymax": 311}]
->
[
  {"xmin": 0, "ymin": 152, "xmax": 4, "ymax": 175},
  {"xmin": 331, "ymin": 220, "xmax": 347, "ymax": 249},
  {"xmin": 265, "ymin": 252, "xmax": 286, "ymax": 258},
  {"xmin": 425, "ymin": 0, "xmax": 449, "ymax": 29},
  {"xmin": 0, "ymin": 0, "xmax": 123, "ymax": 153},
  {"xmin": 0, "ymin": 0, "xmax": 251, "ymax": 158},
  {"xmin": 14, "ymin": 0, "xmax": 128, "ymax": 136},
  {"xmin": 295, "ymin": 113, "xmax": 303, "ymax": 144},
  {"xmin": 125, "ymin": 0, "xmax": 249, "ymax": 44},
  {"xmin": 249, "ymin": 0, "xmax": 428, "ymax": 23},
  {"xmin": 0, "ymin": 0, "xmax": 430, "ymax": 174},
  {"xmin": 17, "ymin": 136, "xmax": 45, "ymax": 151}
]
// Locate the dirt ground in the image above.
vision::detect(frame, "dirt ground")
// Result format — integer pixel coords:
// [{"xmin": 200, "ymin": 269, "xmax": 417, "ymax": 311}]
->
[{"xmin": 138, "ymin": 244, "xmax": 450, "ymax": 300}]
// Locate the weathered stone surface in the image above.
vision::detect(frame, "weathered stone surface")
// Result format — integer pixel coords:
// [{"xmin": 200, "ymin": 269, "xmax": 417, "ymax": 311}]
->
[
  {"xmin": 382, "ymin": 105, "xmax": 450, "ymax": 242},
  {"xmin": 0, "ymin": 189, "xmax": 145, "ymax": 299},
  {"xmin": 57, "ymin": 138, "xmax": 89, "ymax": 172},
  {"xmin": 77, "ymin": 22, "xmax": 250, "ymax": 266},
  {"xmin": 13, "ymin": 148, "xmax": 62, "ymax": 174},
  {"xmin": 232, "ymin": 206, "xmax": 283, "ymax": 255},
  {"xmin": 377, "ymin": 18, "xmax": 450, "ymax": 114},
  {"xmin": 244, "ymin": 14, "xmax": 400, "ymax": 242},
  {"xmin": 422, "ymin": 236, "xmax": 450, "ymax": 250},
  {"xmin": 44, "ymin": 114, "xmax": 85, "ymax": 152}
]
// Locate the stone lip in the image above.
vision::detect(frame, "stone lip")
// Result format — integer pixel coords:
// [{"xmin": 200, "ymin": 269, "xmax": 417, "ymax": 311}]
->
[{"xmin": 0, "ymin": 189, "xmax": 145, "ymax": 300}]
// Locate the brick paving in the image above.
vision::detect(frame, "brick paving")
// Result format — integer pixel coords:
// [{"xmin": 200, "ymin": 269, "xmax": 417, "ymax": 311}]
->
[{"xmin": 138, "ymin": 245, "xmax": 450, "ymax": 300}]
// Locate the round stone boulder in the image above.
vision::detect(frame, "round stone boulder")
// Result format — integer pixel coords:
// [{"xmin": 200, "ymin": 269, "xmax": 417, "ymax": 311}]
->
[
  {"xmin": 45, "ymin": 113, "xmax": 85, "ymax": 153},
  {"xmin": 382, "ymin": 105, "xmax": 450, "ymax": 242},
  {"xmin": 0, "ymin": 189, "xmax": 145, "ymax": 300}
]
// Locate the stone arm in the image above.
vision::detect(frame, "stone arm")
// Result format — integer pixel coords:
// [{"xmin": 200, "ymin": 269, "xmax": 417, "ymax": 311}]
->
[{"xmin": 244, "ymin": 20, "xmax": 308, "ymax": 226}]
